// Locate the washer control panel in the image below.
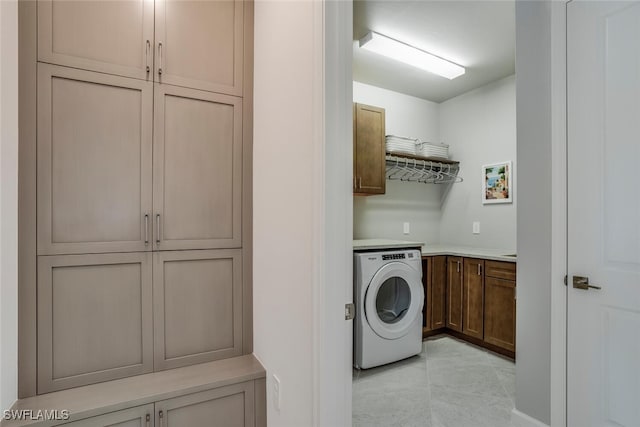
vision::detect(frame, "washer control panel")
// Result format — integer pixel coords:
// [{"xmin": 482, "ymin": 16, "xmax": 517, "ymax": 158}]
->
[{"xmin": 382, "ymin": 253, "xmax": 406, "ymax": 261}]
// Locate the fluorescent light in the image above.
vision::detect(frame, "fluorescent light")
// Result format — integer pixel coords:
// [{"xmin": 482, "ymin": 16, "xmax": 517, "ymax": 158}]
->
[{"xmin": 359, "ymin": 31, "xmax": 465, "ymax": 80}]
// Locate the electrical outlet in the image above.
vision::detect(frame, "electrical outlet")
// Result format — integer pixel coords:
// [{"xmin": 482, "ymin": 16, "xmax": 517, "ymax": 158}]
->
[
  {"xmin": 473, "ymin": 222, "xmax": 480, "ymax": 234},
  {"xmin": 403, "ymin": 222, "xmax": 410, "ymax": 235},
  {"xmin": 272, "ymin": 374, "xmax": 281, "ymax": 412}
]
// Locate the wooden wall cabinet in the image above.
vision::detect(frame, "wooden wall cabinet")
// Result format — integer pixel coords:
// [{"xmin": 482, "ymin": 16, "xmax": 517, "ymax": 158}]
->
[
  {"xmin": 462, "ymin": 258, "xmax": 484, "ymax": 339},
  {"xmin": 37, "ymin": 0, "xmax": 245, "ymax": 95},
  {"xmin": 446, "ymin": 256, "xmax": 463, "ymax": 332},
  {"xmin": 484, "ymin": 261, "xmax": 516, "ymax": 352},
  {"xmin": 353, "ymin": 103, "xmax": 386, "ymax": 195}
]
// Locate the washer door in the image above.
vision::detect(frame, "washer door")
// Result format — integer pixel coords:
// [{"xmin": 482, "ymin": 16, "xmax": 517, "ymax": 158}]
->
[{"xmin": 364, "ymin": 262, "xmax": 423, "ymax": 340}]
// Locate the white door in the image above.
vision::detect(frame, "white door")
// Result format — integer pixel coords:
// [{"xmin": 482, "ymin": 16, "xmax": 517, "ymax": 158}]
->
[{"xmin": 568, "ymin": 2, "xmax": 640, "ymax": 426}]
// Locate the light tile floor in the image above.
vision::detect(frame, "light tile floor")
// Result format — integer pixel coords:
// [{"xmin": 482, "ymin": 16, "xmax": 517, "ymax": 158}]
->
[{"xmin": 352, "ymin": 335, "xmax": 515, "ymax": 427}]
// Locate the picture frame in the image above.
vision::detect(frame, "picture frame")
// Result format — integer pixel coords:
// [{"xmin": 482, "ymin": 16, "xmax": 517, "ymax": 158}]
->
[{"xmin": 482, "ymin": 161, "xmax": 512, "ymax": 204}]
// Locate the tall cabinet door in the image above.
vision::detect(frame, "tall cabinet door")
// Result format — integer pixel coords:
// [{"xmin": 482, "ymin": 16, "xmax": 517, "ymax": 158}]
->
[
  {"xmin": 462, "ymin": 258, "xmax": 484, "ymax": 339},
  {"xmin": 38, "ymin": 0, "xmax": 154, "ymax": 80},
  {"xmin": 153, "ymin": 84, "xmax": 242, "ymax": 250},
  {"xmin": 38, "ymin": 253, "xmax": 153, "ymax": 393},
  {"xmin": 446, "ymin": 256, "xmax": 463, "ymax": 332},
  {"xmin": 154, "ymin": 0, "xmax": 244, "ymax": 95},
  {"xmin": 353, "ymin": 103, "xmax": 386, "ymax": 195},
  {"xmin": 37, "ymin": 64, "xmax": 153, "ymax": 255},
  {"xmin": 153, "ymin": 250, "xmax": 243, "ymax": 370}
]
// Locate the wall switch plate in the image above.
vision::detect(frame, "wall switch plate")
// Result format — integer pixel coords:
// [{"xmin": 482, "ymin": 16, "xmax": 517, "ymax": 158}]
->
[
  {"xmin": 272, "ymin": 374, "xmax": 281, "ymax": 412},
  {"xmin": 473, "ymin": 222, "xmax": 480, "ymax": 234},
  {"xmin": 403, "ymin": 222, "xmax": 410, "ymax": 235}
]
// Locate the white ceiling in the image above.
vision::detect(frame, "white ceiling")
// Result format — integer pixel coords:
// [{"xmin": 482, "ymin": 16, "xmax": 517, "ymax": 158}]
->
[{"xmin": 353, "ymin": 0, "xmax": 515, "ymax": 103}]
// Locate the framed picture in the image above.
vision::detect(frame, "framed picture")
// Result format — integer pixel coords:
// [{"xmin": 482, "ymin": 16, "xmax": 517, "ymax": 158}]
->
[{"xmin": 482, "ymin": 161, "xmax": 512, "ymax": 204}]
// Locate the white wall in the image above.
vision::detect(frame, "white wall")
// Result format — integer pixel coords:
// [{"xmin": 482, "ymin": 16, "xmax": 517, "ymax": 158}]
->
[
  {"xmin": 0, "ymin": 0, "xmax": 19, "ymax": 413},
  {"xmin": 439, "ymin": 75, "xmax": 517, "ymax": 250},
  {"xmin": 253, "ymin": 1, "xmax": 321, "ymax": 426},
  {"xmin": 353, "ymin": 82, "xmax": 443, "ymax": 245}
]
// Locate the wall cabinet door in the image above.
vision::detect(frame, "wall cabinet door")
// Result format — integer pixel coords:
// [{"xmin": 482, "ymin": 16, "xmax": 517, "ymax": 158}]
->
[
  {"xmin": 484, "ymin": 277, "xmax": 516, "ymax": 352},
  {"xmin": 353, "ymin": 103, "xmax": 386, "ymax": 195},
  {"xmin": 155, "ymin": 382, "xmax": 254, "ymax": 427},
  {"xmin": 37, "ymin": 64, "xmax": 153, "ymax": 255},
  {"xmin": 462, "ymin": 258, "xmax": 484, "ymax": 339},
  {"xmin": 38, "ymin": 253, "xmax": 153, "ymax": 393},
  {"xmin": 153, "ymin": 84, "xmax": 242, "ymax": 251},
  {"xmin": 153, "ymin": 250, "xmax": 243, "ymax": 371},
  {"xmin": 55, "ymin": 405, "xmax": 154, "ymax": 427},
  {"xmin": 154, "ymin": 0, "xmax": 244, "ymax": 95},
  {"xmin": 446, "ymin": 257, "xmax": 463, "ymax": 332},
  {"xmin": 38, "ymin": 0, "xmax": 154, "ymax": 81},
  {"xmin": 430, "ymin": 256, "xmax": 447, "ymax": 330}
]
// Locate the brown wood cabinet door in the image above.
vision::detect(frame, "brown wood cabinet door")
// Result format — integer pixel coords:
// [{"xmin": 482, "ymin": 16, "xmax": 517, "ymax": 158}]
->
[
  {"xmin": 153, "ymin": 250, "xmax": 243, "ymax": 371},
  {"xmin": 446, "ymin": 257, "xmax": 463, "ymax": 332},
  {"xmin": 431, "ymin": 256, "xmax": 447, "ymax": 330},
  {"xmin": 484, "ymin": 277, "xmax": 516, "ymax": 352},
  {"xmin": 55, "ymin": 404, "xmax": 154, "ymax": 427},
  {"xmin": 353, "ymin": 103, "xmax": 386, "ymax": 195},
  {"xmin": 153, "ymin": 84, "xmax": 242, "ymax": 251},
  {"xmin": 462, "ymin": 258, "xmax": 485, "ymax": 339},
  {"xmin": 38, "ymin": 0, "xmax": 154, "ymax": 81},
  {"xmin": 37, "ymin": 253, "xmax": 153, "ymax": 393},
  {"xmin": 421, "ymin": 258, "xmax": 431, "ymax": 330},
  {"xmin": 155, "ymin": 382, "xmax": 255, "ymax": 427},
  {"xmin": 155, "ymin": 0, "xmax": 244, "ymax": 95},
  {"xmin": 37, "ymin": 64, "xmax": 153, "ymax": 255}
]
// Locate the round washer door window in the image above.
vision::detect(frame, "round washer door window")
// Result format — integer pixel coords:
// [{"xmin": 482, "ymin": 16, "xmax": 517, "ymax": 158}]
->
[{"xmin": 364, "ymin": 262, "xmax": 423, "ymax": 340}]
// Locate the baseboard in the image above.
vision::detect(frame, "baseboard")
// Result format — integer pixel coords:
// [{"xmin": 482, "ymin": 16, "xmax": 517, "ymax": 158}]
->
[{"xmin": 511, "ymin": 409, "xmax": 550, "ymax": 427}]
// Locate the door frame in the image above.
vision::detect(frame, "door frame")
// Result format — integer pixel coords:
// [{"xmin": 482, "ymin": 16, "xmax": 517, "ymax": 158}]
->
[{"xmin": 550, "ymin": 2, "xmax": 568, "ymax": 426}]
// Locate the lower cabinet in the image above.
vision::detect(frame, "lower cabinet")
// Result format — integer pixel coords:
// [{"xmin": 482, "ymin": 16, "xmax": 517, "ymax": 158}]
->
[
  {"xmin": 54, "ymin": 405, "xmax": 154, "ymax": 427},
  {"xmin": 484, "ymin": 267, "xmax": 516, "ymax": 352},
  {"xmin": 53, "ymin": 381, "xmax": 262, "ymax": 427},
  {"xmin": 446, "ymin": 257, "xmax": 463, "ymax": 332},
  {"xmin": 156, "ymin": 382, "xmax": 254, "ymax": 427},
  {"xmin": 422, "ymin": 256, "xmax": 447, "ymax": 333},
  {"xmin": 462, "ymin": 258, "xmax": 484, "ymax": 340}
]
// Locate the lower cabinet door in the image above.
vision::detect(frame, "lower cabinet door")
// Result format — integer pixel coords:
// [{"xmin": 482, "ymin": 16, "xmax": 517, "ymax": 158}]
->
[
  {"xmin": 55, "ymin": 405, "xmax": 154, "ymax": 427},
  {"xmin": 430, "ymin": 256, "xmax": 447, "ymax": 330},
  {"xmin": 446, "ymin": 257, "xmax": 463, "ymax": 332},
  {"xmin": 37, "ymin": 253, "xmax": 153, "ymax": 393},
  {"xmin": 155, "ymin": 382, "xmax": 255, "ymax": 427},
  {"xmin": 462, "ymin": 258, "xmax": 484, "ymax": 339},
  {"xmin": 154, "ymin": 250, "xmax": 243, "ymax": 370},
  {"xmin": 484, "ymin": 277, "xmax": 516, "ymax": 351}
]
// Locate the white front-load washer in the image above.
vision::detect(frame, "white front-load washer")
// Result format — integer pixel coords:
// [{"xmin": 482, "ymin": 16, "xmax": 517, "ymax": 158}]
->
[{"xmin": 354, "ymin": 249, "xmax": 424, "ymax": 369}]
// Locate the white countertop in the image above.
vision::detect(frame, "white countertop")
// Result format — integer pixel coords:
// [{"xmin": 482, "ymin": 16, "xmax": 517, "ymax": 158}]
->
[
  {"xmin": 353, "ymin": 239, "xmax": 425, "ymax": 251},
  {"xmin": 352, "ymin": 240, "xmax": 516, "ymax": 262},
  {"xmin": 421, "ymin": 244, "xmax": 516, "ymax": 262}
]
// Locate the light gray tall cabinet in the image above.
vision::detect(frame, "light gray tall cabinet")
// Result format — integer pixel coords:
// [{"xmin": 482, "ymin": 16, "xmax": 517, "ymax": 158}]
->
[{"xmin": 18, "ymin": 1, "xmax": 258, "ymax": 424}]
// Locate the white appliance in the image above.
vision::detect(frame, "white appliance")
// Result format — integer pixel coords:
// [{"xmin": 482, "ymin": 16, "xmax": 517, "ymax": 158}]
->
[{"xmin": 353, "ymin": 249, "xmax": 424, "ymax": 369}]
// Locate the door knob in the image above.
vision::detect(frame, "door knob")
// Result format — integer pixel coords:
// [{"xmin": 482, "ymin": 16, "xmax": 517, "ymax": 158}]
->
[{"xmin": 573, "ymin": 275, "xmax": 602, "ymax": 290}]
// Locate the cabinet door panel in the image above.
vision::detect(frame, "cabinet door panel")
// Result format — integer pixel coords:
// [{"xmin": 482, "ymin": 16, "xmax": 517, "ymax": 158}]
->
[
  {"xmin": 54, "ymin": 405, "xmax": 154, "ymax": 427},
  {"xmin": 353, "ymin": 103, "xmax": 385, "ymax": 194},
  {"xmin": 154, "ymin": 250, "xmax": 242, "ymax": 370},
  {"xmin": 155, "ymin": 0, "xmax": 243, "ymax": 95},
  {"xmin": 154, "ymin": 84, "xmax": 242, "ymax": 250},
  {"xmin": 446, "ymin": 257, "xmax": 463, "ymax": 332},
  {"xmin": 38, "ymin": 253, "xmax": 153, "ymax": 393},
  {"xmin": 37, "ymin": 64, "xmax": 153, "ymax": 255},
  {"xmin": 462, "ymin": 258, "xmax": 484, "ymax": 339},
  {"xmin": 38, "ymin": 0, "xmax": 154, "ymax": 80},
  {"xmin": 421, "ymin": 258, "xmax": 431, "ymax": 330},
  {"xmin": 484, "ymin": 277, "xmax": 516, "ymax": 352},
  {"xmin": 431, "ymin": 256, "xmax": 447, "ymax": 330},
  {"xmin": 156, "ymin": 382, "xmax": 254, "ymax": 427}
]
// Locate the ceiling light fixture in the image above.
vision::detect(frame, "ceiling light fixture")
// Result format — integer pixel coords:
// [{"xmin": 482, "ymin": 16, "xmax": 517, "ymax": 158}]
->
[{"xmin": 359, "ymin": 31, "xmax": 465, "ymax": 80}]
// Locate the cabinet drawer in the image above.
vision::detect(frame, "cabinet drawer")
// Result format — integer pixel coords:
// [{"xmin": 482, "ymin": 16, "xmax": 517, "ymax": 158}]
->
[
  {"xmin": 485, "ymin": 260, "xmax": 516, "ymax": 281},
  {"xmin": 55, "ymin": 404, "xmax": 154, "ymax": 427}
]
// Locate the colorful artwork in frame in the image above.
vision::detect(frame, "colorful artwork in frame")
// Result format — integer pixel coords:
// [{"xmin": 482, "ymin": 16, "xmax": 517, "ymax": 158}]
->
[{"xmin": 482, "ymin": 161, "xmax": 512, "ymax": 204}]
